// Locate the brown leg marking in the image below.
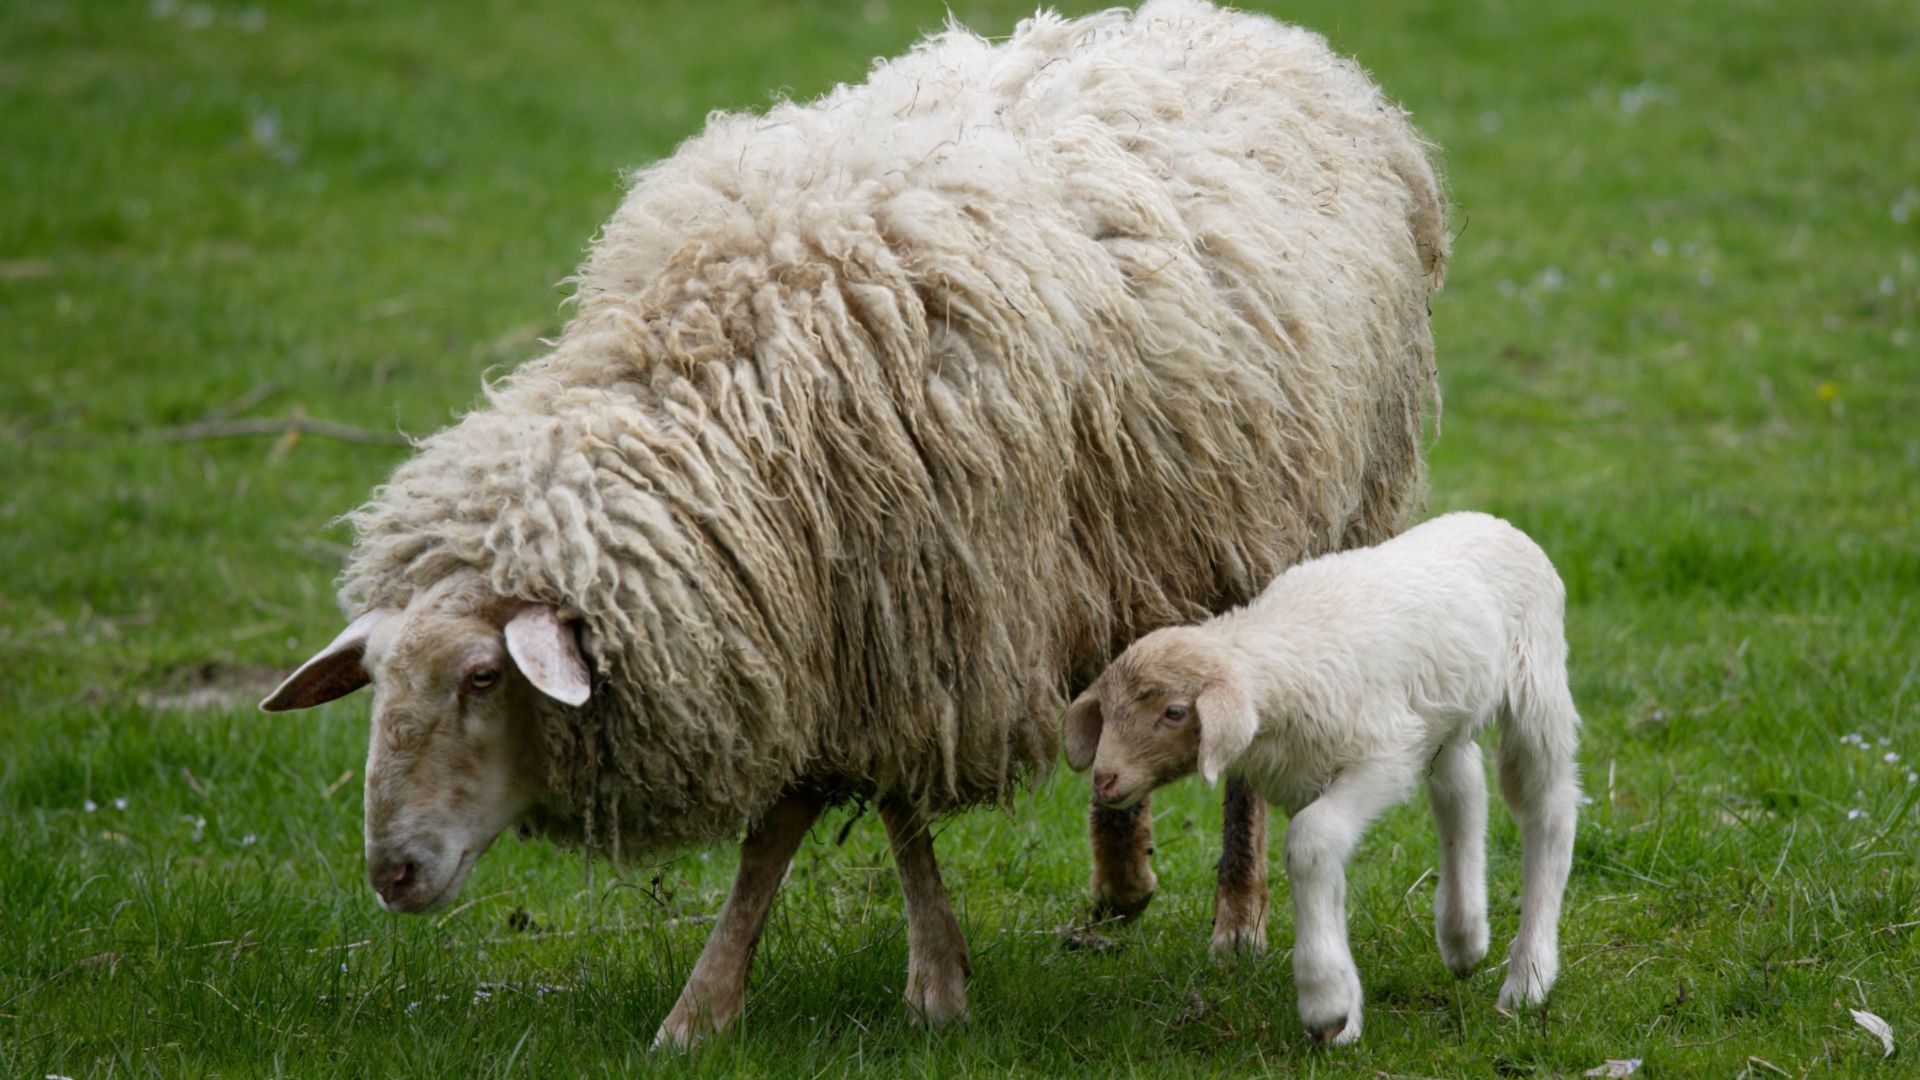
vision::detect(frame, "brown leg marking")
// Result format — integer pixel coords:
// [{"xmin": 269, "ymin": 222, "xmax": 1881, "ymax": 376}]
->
[
  {"xmin": 1089, "ymin": 793, "xmax": 1156, "ymax": 920},
  {"xmin": 653, "ymin": 791, "xmax": 824, "ymax": 1051},
  {"xmin": 1211, "ymin": 776, "xmax": 1270, "ymax": 955},
  {"xmin": 878, "ymin": 800, "xmax": 971, "ymax": 1026}
]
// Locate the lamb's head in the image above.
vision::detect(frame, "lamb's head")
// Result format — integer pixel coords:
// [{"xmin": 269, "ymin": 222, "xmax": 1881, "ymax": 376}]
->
[
  {"xmin": 260, "ymin": 570, "xmax": 590, "ymax": 913},
  {"xmin": 1063, "ymin": 627, "xmax": 1257, "ymax": 807}
]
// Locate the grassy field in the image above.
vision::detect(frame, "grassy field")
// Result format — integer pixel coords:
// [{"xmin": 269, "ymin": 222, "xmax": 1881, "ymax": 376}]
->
[{"xmin": 3, "ymin": 0, "xmax": 1916, "ymax": 1074}]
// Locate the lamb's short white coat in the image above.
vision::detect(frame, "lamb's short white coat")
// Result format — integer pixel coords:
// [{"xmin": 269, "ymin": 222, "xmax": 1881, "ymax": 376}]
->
[{"xmin": 1077, "ymin": 512, "xmax": 1581, "ymax": 1044}]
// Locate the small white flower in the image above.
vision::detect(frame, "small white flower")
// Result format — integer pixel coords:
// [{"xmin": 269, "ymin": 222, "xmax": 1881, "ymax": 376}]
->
[
  {"xmin": 1847, "ymin": 808, "xmax": 1867, "ymax": 821},
  {"xmin": 1886, "ymin": 752, "xmax": 1901, "ymax": 764},
  {"xmin": 1879, "ymin": 736, "xmax": 1892, "ymax": 746},
  {"xmin": 112, "ymin": 797, "xmax": 129, "ymax": 811},
  {"xmin": 84, "ymin": 799, "xmax": 98, "ymax": 813},
  {"xmin": 241, "ymin": 833, "xmax": 258, "ymax": 846},
  {"xmin": 341, "ymin": 962, "xmax": 349, "ymax": 973}
]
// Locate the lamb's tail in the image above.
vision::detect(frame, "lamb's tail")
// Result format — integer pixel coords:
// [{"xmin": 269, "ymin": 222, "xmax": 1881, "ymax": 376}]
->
[{"xmin": 1493, "ymin": 570, "xmax": 1580, "ymax": 1008}]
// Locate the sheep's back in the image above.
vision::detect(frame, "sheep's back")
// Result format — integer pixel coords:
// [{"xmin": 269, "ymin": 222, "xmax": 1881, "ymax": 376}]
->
[{"xmin": 347, "ymin": 0, "xmax": 1447, "ymax": 849}]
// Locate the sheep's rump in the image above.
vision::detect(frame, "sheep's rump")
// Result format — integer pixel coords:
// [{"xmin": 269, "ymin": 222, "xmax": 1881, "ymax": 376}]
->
[{"xmin": 340, "ymin": 0, "xmax": 1447, "ymax": 852}]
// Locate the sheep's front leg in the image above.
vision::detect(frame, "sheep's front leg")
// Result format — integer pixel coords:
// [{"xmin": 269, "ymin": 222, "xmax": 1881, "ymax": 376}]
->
[
  {"xmin": 1211, "ymin": 777, "xmax": 1270, "ymax": 955},
  {"xmin": 1286, "ymin": 762, "xmax": 1413, "ymax": 1046},
  {"xmin": 879, "ymin": 800, "xmax": 971, "ymax": 1025},
  {"xmin": 1089, "ymin": 795, "xmax": 1156, "ymax": 920},
  {"xmin": 1428, "ymin": 737, "xmax": 1489, "ymax": 976},
  {"xmin": 653, "ymin": 792, "xmax": 824, "ymax": 1051}
]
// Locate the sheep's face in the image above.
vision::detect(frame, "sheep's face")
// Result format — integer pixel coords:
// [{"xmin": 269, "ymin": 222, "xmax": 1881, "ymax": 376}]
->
[
  {"xmin": 1063, "ymin": 627, "xmax": 1256, "ymax": 806},
  {"xmin": 261, "ymin": 571, "xmax": 592, "ymax": 914},
  {"xmin": 357, "ymin": 595, "xmax": 544, "ymax": 912}
]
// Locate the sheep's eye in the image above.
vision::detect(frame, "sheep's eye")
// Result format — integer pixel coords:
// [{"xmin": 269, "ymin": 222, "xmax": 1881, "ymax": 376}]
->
[
  {"xmin": 1162, "ymin": 705, "xmax": 1189, "ymax": 725},
  {"xmin": 467, "ymin": 669, "xmax": 500, "ymax": 693}
]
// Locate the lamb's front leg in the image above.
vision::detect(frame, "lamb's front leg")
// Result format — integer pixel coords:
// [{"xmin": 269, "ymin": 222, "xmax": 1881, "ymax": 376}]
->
[
  {"xmin": 879, "ymin": 800, "xmax": 971, "ymax": 1026},
  {"xmin": 1211, "ymin": 777, "xmax": 1270, "ymax": 955},
  {"xmin": 653, "ymin": 792, "xmax": 824, "ymax": 1051},
  {"xmin": 1286, "ymin": 763, "xmax": 1414, "ymax": 1045},
  {"xmin": 1088, "ymin": 795, "xmax": 1156, "ymax": 920}
]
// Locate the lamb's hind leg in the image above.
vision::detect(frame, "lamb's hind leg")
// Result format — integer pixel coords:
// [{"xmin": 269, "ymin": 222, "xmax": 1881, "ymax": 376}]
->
[
  {"xmin": 1089, "ymin": 795, "xmax": 1156, "ymax": 920},
  {"xmin": 1496, "ymin": 693, "xmax": 1580, "ymax": 1009},
  {"xmin": 1211, "ymin": 777, "xmax": 1270, "ymax": 955},
  {"xmin": 1427, "ymin": 736, "xmax": 1489, "ymax": 976},
  {"xmin": 653, "ymin": 792, "xmax": 824, "ymax": 1051},
  {"xmin": 879, "ymin": 800, "xmax": 971, "ymax": 1026}
]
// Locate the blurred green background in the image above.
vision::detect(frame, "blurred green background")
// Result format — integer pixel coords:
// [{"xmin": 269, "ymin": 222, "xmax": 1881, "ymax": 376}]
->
[{"xmin": 2, "ymin": 0, "xmax": 1915, "ymax": 1075}]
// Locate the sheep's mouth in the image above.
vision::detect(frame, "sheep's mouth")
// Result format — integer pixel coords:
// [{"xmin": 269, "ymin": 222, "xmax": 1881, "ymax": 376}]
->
[{"xmin": 378, "ymin": 847, "xmax": 477, "ymax": 914}]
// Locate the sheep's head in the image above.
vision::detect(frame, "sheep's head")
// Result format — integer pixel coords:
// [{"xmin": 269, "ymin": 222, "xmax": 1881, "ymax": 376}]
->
[
  {"xmin": 1063, "ymin": 626, "xmax": 1256, "ymax": 807},
  {"xmin": 260, "ymin": 570, "xmax": 590, "ymax": 913}
]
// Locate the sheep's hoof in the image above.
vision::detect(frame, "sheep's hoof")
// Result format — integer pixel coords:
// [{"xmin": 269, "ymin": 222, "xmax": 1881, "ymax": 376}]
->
[
  {"xmin": 649, "ymin": 1022, "xmax": 699, "ymax": 1054},
  {"xmin": 904, "ymin": 984, "xmax": 969, "ymax": 1029},
  {"xmin": 1209, "ymin": 922, "xmax": 1268, "ymax": 958},
  {"xmin": 1091, "ymin": 888, "xmax": 1155, "ymax": 923}
]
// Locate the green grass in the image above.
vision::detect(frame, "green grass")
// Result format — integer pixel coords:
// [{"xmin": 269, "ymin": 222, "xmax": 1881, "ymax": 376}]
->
[{"xmin": 3, "ymin": 0, "xmax": 1916, "ymax": 1074}]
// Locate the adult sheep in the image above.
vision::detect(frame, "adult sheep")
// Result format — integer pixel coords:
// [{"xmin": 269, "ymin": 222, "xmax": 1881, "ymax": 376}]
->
[{"xmin": 261, "ymin": 0, "xmax": 1447, "ymax": 1048}]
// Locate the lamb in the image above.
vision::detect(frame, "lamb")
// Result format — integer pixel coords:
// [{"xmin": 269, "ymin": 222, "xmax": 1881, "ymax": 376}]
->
[
  {"xmin": 258, "ymin": 0, "xmax": 1450, "ymax": 1048},
  {"xmin": 1065, "ymin": 512, "xmax": 1581, "ymax": 1045}
]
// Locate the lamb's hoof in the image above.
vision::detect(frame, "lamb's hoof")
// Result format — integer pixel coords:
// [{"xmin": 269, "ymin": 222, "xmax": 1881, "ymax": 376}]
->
[
  {"xmin": 1497, "ymin": 972, "xmax": 1551, "ymax": 1010},
  {"xmin": 1438, "ymin": 922, "xmax": 1488, "ymax": 978},
  {"xmin": 1209, "ymin": 922, "xmax": 1268, "ymax": 958},
  {"xmin": 1310, "ymin": 1016, "xmax": 1355, "ymax": 1045},
  {"xmin": 1091, "ymin": 888, "xmax": 1155, "ymax": 923},
  {"xmin": 1298, "ymin": 967, "xmax": 1363, "ymax": 1046},
  {"xmin": 1497, "ymin": 952, "xmax": 1556, "ymax": 1010}
]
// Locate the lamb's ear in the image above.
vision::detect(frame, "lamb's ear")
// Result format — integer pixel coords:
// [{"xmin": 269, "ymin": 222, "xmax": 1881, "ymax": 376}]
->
[
  {"xmin": 1195, "ymin": 676, "xmax": 1256, "ymax": 786},
  {"xmin": 1062, "ymin": 689, "xmax": 1104, "ymax": 771},
  {"xmin": 505, "ymin": 605, "xmax": 591, "ymax": 707},
  {"xmin": 259, "ymin": 608, "xmax": 391, "ymax": 712}
]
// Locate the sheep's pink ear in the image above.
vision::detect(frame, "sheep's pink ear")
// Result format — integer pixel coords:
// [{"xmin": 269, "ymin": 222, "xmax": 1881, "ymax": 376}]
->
[
  {"xmin": 1062, "ymin": 689, "xmax": 1104, "ymax": 771},
  {"xmin": 505, "ymin": 605, "xmax": 591, "ymax": 707},
  {"xmin": 1196, "ymin": 677, "xmax": 1255, "ymax": 786},
  {"xmin": 259, "ymin": 608, "xmax": 391, "ymax": 712}
]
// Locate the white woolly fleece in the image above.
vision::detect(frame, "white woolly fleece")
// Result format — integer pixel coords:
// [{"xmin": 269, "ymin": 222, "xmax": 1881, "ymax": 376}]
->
[{"xmin": 339, "ymin": 0, "xmax": 1449, "ymax": 853}]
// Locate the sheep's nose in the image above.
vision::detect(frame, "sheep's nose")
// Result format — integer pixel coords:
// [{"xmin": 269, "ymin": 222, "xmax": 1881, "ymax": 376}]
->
[
  {"xmin": 1094, "ymin": 771, "xmax": 1119, "ymax": 799},
  {"xmin": 371, "ymin": 859, "xmax": 418, "ymax": 904}
]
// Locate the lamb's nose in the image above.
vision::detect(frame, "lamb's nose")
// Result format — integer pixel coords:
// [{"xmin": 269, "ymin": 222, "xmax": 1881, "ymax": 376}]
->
[
  {"xmin": 1094, "ymin": 771, "xmax": 1118, "ymax": 799},
  {"xmin": 371, "ymin": 859, "xmax": 418, "ymax": 904}
]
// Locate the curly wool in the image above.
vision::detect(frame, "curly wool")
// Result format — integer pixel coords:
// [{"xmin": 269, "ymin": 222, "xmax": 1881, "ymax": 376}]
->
[{"xmin": 339, "ymin": 0, "xmax": 1448, "ymax": 854}]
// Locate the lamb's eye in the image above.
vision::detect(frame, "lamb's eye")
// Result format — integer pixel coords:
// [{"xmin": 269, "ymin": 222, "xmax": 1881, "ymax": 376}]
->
[
  {"xmin": 468, "ymin": 669, "xmax": 500, "ymax": 693},
  {"xmin": 1162, "ymin": 705, "xmax": 1189, "ymax": 725}
]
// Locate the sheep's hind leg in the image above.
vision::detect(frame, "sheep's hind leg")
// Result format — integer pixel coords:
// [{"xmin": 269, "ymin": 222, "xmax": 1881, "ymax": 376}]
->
[
  {"xmin": 1211, "ymin": 777, "xmax": 1270, "ymax": 955},
  {"xmin": 1089, "ymin": 795, "xmax": 1156, "ymax": 920},
  {"xmin": 1286, "ymin": 759, "xmax": 1416, "ymax": 1046},
  {"xmin": 653, "ymin": 792, "xmax": 824, "ymax": 1051},
  {"xmin": 1427, "ymin": 736, "xmax": 1490, "ymax": 976},
  {"xmin": 879, "ymin": 800, "xmax": 971, "ymax": 1026}
]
